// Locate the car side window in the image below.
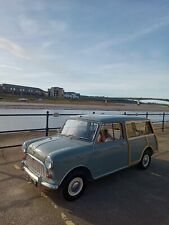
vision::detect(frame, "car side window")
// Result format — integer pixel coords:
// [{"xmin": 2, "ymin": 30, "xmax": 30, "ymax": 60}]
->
[
  {"xmin": 112, "ymin": 123, "xmax": 124, "ymax": 140},
  {"xmin": 97, "ymin": 122, "xmax": 123, "ymax": 143},
  {"xmin": 126, "ymin": 122, "xmax": 137, "ymax": 138},
  {"xmin": 145, "ymin": 122, "xmax": 153, "ymax": 134},
  {"xmin": 126, "ymin": 121, "xmax": 153, "ymax": 138}
]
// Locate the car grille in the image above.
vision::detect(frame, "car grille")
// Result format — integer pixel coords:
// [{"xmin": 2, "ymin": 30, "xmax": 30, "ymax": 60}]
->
[{"xmin": 26, "ymin": 154, "xmax": 46, "ymax": 178}]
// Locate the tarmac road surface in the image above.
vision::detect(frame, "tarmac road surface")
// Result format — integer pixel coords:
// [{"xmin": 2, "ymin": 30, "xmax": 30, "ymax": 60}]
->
[{"xmin": 0, "ymin": 148, "xmax": 169, "ymax": 225}]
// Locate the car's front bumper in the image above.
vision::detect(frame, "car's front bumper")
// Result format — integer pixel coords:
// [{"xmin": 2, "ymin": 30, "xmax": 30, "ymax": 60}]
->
[{"xmin": 22, "ymin": 164, "xmax": 58, "ymax": 190}]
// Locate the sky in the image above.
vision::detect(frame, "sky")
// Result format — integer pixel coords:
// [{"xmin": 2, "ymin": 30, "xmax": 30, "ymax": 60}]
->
[{"xmin": 0, "ymin": 0, "xmax": 169, "ymax": 98}]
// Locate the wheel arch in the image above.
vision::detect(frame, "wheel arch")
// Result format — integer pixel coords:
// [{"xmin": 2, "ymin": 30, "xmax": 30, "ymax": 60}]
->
[
  {"xmin": 139, "ymin": 146, "xmax": 153, "ymax": 161},
  {"xmin": 59, "ymin": 166, "xmax": 93, "ymax": 187},
  {"xmin": 143, "ymin": 146, "xmax": 153, "ymax": 156}
]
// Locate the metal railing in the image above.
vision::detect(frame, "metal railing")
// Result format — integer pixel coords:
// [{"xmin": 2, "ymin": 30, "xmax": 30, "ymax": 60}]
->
[
  {"xmin": 0, "ymin": 111, "xmax": 169, "ymax": 149},
  {"xmin": 0, "ymin": 111, "xmax": 80, "ymax": 149},
  {"xmin": 0, "ymin": 112, "xmax": 52, "ymax": 136}
]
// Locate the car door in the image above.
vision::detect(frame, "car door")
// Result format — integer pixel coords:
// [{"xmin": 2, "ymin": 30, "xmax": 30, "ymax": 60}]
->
[
  {"xmin": 125, "ymin": 121, "xmax": 149, "ymax": 165},
  {"xmin": 91, "ymin": 122, "xmax": 129, "ymax": 178}
]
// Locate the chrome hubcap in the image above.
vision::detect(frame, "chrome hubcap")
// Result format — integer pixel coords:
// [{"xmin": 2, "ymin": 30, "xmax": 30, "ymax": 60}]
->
[
  {"xmin": 68, "ymin": 177, "xmax": 83, "ymax": 196},
  {"xmin": 143, "ymin": 154, "xmax": 150, "ymax": 167}
]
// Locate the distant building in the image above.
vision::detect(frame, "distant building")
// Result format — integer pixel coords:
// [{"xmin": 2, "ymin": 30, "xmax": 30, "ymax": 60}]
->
[
  {"xmin": 48, "ymin": 87, "xmax": 64, "ymax": 98},
  {"xmin": 0, "ymin": 83, "xmax": 46, "ymax": 96},
  {"xmin": 64, "ymin": 92, "xmax": 80, "ymax": 99}
]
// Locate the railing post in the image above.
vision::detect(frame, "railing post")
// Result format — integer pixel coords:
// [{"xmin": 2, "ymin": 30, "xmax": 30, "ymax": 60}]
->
[
  {"xmin": 162, "ymin": 112, "xmax": 165, "ymax": 132},
  {"xmin": 146, "ymin": 112, "xmax": 148, "ymax": 119},
  {"xmin": 46, "ymin": 111, "xmax": 49, "ymax": 136}
]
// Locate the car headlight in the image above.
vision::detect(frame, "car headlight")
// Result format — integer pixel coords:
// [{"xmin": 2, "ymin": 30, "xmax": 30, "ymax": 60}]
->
[
  {"xmin": 45, "ymin": 156, "xmax": 53, "ymax": 169},
  {"xmin": 22, "ymin": 142, "xmax": 27, "ymax": 153}
]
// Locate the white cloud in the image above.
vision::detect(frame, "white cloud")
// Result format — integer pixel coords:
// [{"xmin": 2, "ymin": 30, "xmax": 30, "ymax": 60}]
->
[
  {"xmin": 0, "ymin": 64, "xmax": 22, "ymax": 71},
  {"xmin": 0, "ymin": 37, "xmax": 30, "ymax": 59},
  {"xmin": 83, "ymin": 16, "xmax": 169, "ymax": 54},
  {"xmin": 41, "ymin": 41, "xmax": 54, "ymax": 49},
  {"xmin": 18, "ymin": 16, "xmax": 40, "ymax": 36},
  {"xmin": 18, "ymin": 15, "xmax": 68, "ymax": 37},
  {"xmin": 49, "ymin": 20, "xmax": 67, "ymax": 32}
]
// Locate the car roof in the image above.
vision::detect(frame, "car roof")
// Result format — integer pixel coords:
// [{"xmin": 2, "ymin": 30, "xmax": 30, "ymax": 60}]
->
[{"xmin": 71, "ymin": 114, "xmax": 148, "ymax": 123}]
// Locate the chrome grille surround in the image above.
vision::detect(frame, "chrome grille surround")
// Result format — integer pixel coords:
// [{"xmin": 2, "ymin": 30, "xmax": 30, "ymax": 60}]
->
[{"xmin": 26, "ymin": 153, "xmax": 46, "ymax": 178}]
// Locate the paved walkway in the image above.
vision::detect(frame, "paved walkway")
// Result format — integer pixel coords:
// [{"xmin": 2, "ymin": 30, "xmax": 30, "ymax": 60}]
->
[{"xmin": 0, "ymin": 146, "xmax": 169, "ymax": 225}]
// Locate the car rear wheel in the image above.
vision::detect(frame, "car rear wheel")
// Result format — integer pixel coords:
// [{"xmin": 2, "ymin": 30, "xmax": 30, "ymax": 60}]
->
[
  {"xmin": 62, "ymin": 172, "xmax": 87, "ymax": 201},
  {"xmin": 139, "ymin": 150, "xmax": 151, "ymax": 169}
]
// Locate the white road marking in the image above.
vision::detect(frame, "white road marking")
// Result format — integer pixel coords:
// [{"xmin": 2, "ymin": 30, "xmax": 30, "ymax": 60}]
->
[
  {"xmin": 13, "ymin": 167, "xmax": 74, "ymax": 225},
  {"xmin": 40, "ymin": 192, "xmax": 75, "ymax": 225},
  {"xmin": 61, "ymin": 212, "xmax": 75, "ymax": 225},
  {"xmin": 151, "ymin": 172, "xmax": 162, "ymax": 177},
  {"xmin": 40, "ymin": 192, "xmax": 58, "ymax": 209},
  {"xmin": 14, "ymin": 164, "xmax": 20, "ymax": 170},
  {"xmin": 51, "ymin": 201, "xmax": 58, "ymax": 209}
]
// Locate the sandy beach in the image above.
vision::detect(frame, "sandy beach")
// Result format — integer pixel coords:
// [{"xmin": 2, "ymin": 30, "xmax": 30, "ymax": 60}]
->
[{"xmin": 0, "ymin": 100, "xmax": 169, "ymax": 112}]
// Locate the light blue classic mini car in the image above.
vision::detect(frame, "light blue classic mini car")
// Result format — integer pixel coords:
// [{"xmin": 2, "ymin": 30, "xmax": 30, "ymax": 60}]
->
[{"xmin": 22, "ymin": 115, "xmax": 158, "ymax": 200}]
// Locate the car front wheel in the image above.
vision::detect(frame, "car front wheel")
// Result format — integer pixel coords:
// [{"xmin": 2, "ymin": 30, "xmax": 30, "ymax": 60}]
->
[{"xmin": 62, "ymin": 172, "xmax": 87, "ymax": 201}]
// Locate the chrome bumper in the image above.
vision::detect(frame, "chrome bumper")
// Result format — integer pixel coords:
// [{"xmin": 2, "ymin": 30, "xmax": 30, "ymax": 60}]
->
[{"xmin": 23, "ymin": 164, "xmax": 58, "ymax": 190}]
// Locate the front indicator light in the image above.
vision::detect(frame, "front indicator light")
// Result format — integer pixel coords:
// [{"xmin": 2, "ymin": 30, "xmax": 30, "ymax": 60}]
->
[{"xmin": 44, "ymin": 156, "xmax": 53, "ymax": 170}]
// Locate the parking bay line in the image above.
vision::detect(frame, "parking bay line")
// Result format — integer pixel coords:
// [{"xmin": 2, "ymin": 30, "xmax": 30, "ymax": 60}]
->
[
  {"xmin": 150, "ymin": 172, "xmax": 162, "ymax": 177},
  {"xmin": 13, "ymin": 164, "xmax": 21, "ymax": 170},
  {"xmin": 40, "ymin": 192, "xmax": 75, "ymax": 225},
  {"xmin": 13, "ymin": 164, "xmax": 75, "ymax": 225},
  {"xmin": 61, "ymin": 212, "xmax": 75, "ymax": 225}
]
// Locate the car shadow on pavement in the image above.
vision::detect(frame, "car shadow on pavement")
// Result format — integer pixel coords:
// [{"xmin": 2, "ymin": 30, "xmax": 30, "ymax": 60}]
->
[{"xmin": 44, "ymin": 159, "xmax": 169, "ymax": 225}]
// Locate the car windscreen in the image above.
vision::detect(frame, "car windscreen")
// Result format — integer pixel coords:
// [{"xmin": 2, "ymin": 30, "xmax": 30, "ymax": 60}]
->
[{"xmin": 61, "ymin": 119, "xmax": 98, "ymax": 142}]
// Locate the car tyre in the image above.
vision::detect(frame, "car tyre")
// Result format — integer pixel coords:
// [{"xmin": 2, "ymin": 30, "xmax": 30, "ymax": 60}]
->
[
  {"xmin": 62, "ymin": 171, "xmax": 87, "ymax": 201},
  {"xmin": 139, "ymin": 150, "xmax": 151, "ymax": 169}
]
